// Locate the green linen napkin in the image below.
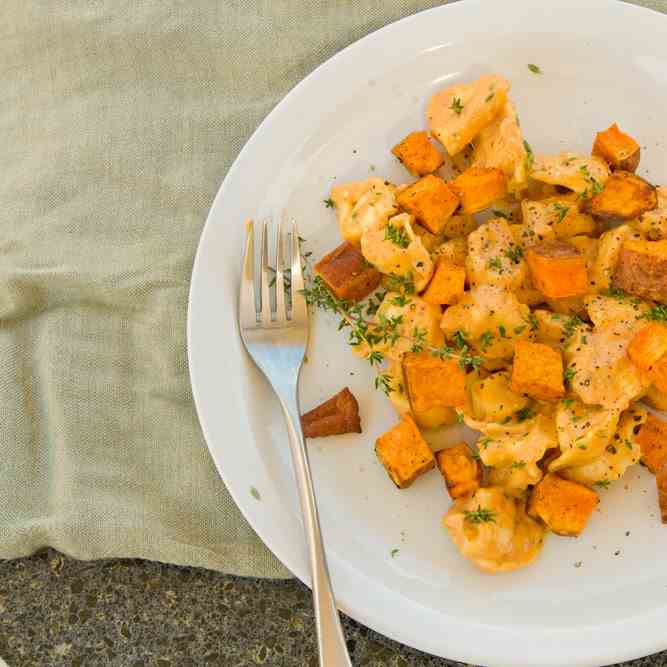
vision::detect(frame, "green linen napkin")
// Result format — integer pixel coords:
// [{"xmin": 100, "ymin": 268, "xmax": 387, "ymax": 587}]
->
[{"xmin": 1, "ymin": 0, "xmax": 664, "ymax": 580}]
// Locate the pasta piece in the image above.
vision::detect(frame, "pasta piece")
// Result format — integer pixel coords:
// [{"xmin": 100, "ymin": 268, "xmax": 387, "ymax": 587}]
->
[
  {"xmin": 469, "ymin": 371, "xmax": 528, "ymax": 423},
  {"xmin": 383, "ymin": 361, "xmax": 412, "ymax": 417},
  {"xmin": 361, "ymin": 213, "xmax": 433, "ymax": 291},
  {"xmin": 563, "ymin": 324, "xmax": 648, "ymax": 410},
  {"xmin": 590, "ymin": 224, "xmax": 641, "ymax": 292},
  {"xmin": 637, "ymin": 187, "xmax": 667, "ymax": 240},
  {"xmin": 435, "ymin": 443, "xmax": 481, "ymax": 499},
  {"xmin": 330, "ymin": 178, "xmax": 398, "ymax": 244},
  {"xmin": 584, "ymin": 292, "xmax": 651, "ymax": 332},
  {"xmin": 592, "ymin": 123, "xmax": 641, "ymax": 172},
  {"xmin": 549, "ymin": 400, "xmax": 620, "ymax": 471},
  {"xmin": 358, "ymin": 292, "xmax": 444, "ymax": 361},
  {"xmin": 427, "ymin": 74, "xmax": 510, "ymax": 156},
  {"xmin": 440, "ymin": 285, "xmax": 532, "ymax": 362},
  {"xmin": 530, "ymin": 152, "xmax": 609, "ymax": 195},
  {"xmin": 375, "ymin": 415, "xmax": 435, "ymax": 488},
  {"xmin": 532, "ymin": 309, "xmax": 590, "ymax": 349},
  {"xmin": 391, "ymin": 131, "xmax": 444, "ymax": 176},
  {"xmin": 466, "ymin": 219, "xmax": 526, "ymax": 291},
  {"xmin": 472, "ymin": 100, "xmax": 528, "ymax": 194},
  {"xmin": 487, "ymin": 461, "xmax": 543, "ymax": 495},
  {"xmin": 528, "ymin": 473, "xmax": 599, "ymax": 536},
  {"xmin": 443, "ymin": 487, "xmax": 545, "ymax": 573},
  {"xmin": 561, "ymin": 406, "xmax": 645, "ymax": 485}
]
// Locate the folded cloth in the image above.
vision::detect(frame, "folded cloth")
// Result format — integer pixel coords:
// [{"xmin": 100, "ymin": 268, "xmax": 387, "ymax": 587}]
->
[{"xmin": 0, "ymin": 0, "xmax": 663, "ymax": 579}]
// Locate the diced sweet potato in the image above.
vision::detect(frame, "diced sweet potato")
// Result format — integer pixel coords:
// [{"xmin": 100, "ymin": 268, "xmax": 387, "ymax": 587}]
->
[
  {"xmin": 592, "ymin": 123, "xmax": 641, "ymax": 172},
  {"xmin": 391, "ymin": 131, "xmax": 444, "ymax": 176},
  {"xmin": 526, "ymin": 240, "xmax": 589, "ymax": 298},
  {"xmin": 314, "ymin": 241, "xmax": 381, "ymax": 302},
  {"xmin": 435, "ymin": 443, "xmax": 481, "ymax": 499},
  {"xmin": 636, "ymin": 413, "xmax": 667, "ymax": 474},
  {"xmin": 375, "ymin": 415, "xmax": 435, "ymax": 488},
  {"xmin": 613, "ymin": 239, "xmax": 667, "ymax": 303},
  {"xmin": 511, "ymin": 340, "xmax": 565, "ymax": 401},
  {"xmin": 402, "ymin": 352, "xmax": 466, "ymax": 428},
  {"xmin": 642, "ymin": 384, "xmax": 667, "ymax": 411},
  {"xmin": 301, "ymin": 388, "xmax": 362, "ymax": 438},
  {"xmin": 420, "ymin": 257, "xmax": 466, "ymax": 305},
  {"xmin": 396, "ymin": 175, "xmax": 460, "ymax": 235},
  {"xmin": 590, "ymin": 171, "xmax": 657, "ymax": 221},
  {"xmin": 628, "ymin": 323, "xmax": 667, "ymax": 373},
  {"xmin": 528, "ymin": 473, "xmax": 599, "ymax": 537},
  {"xmin": 656, "ymin": 462, "xmax": 667, "ymax": 524},
  {"xmin": 449, "ymin": 167, "xmax": 507, "ymax": 214}
]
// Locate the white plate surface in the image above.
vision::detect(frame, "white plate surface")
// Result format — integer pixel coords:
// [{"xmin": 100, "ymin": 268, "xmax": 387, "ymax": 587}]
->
[{"xmin": 188, "ymin": 2, "xmax": 667, "ymax": 665}]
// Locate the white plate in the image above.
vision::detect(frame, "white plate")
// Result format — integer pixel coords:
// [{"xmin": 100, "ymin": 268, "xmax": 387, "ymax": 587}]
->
[{"xmin": 188, "ymin": 2, "xmax": 667, "ymax": 665}]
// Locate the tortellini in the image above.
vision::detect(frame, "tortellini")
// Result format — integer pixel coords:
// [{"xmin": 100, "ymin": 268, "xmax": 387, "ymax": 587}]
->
[
  {"xmin": 330, "ymin": 178, "xmax": 397, "ymax": 244},
  {"xmin": 361, "ymin": 213, "xmax": 433, "ymax": 291},
  {"xmin": 443, "ymin": 487, "xmax": 545, "ymax": 572},
  {"xmin": 469, "ymin": 371, "xmax": 528, "ymax": 423},
  {"xmin": 466, "ymin": 219, "xmax": 526, "ymax": 291},
  {"xmin": 531, "ymin": 152, "xmax": 609, "ymax": 195},
  {"xmin": 589, "ymin": 225, "xmax": 641, "ymax": 293},
  {"xmin": 440, "ymin": 285, "xmax": 532, "ymax": 361}
]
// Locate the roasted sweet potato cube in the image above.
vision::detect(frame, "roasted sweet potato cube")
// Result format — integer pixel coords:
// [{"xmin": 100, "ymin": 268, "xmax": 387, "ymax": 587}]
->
[
  {"xmin": 613, "ymin": 239, "xmax": 667, "ymax": 303},
  {"xmin": 628, "ymin": 323, "xmax": 667, "ymax": 373},
  {"xmin": 301, "ymin": 388, "xmax": 362, "ymax": 438},
  {"xmin": 511, "ymin": 340, "xmax": 565, "ymax": 401},
  {"xmin": 420, "ymin": 257, "xmax": 465, "ymax": 305},
  {"xmin": 449, "ymin": 167, "xmax": 507, "ymax": 214},
  {"xmin": 375, "ymin": 415, "xmax": 435, "ymax": 488},
  {"xmin": 590, "ymin": 171, "xmax": 657, "ymax": 221},
  {"xmin": 396, "ymin": 175, "xmax": 459, "ymax": 235},
  {"xmin": 656, "ymin": 462, "xmax": 667, "ymax": 524},
  {"xmin": 528, "ymin": 473, "xmax": 599, "ymax": 536},
  {"xmin": 526, "ymin": 240, "xmax": 588, "ymax": 298},
  {"xmin": 636, "ymin": 413, "xmax": 667, "ymax": 474},
  {"xmin": 654, "ymin": 356, "xmax": 667, "ymax": 394},
  {"xmin": 403, "ymin": 352, "xmax": 466, "ymax": 407},
  {"xmin": 435, "ymin": 443, "xmax": 481, "ymax": 499},
  {"xmin": 391, "ymin": 131, "xmax": 444, "ymax": 176},
  {"xmin": 592, "ymin": 123, "xmax": 641, "ymax": 172},
  {"xmin": 314, "ymin": 241, "xmax": 381, "ymax": 302}
]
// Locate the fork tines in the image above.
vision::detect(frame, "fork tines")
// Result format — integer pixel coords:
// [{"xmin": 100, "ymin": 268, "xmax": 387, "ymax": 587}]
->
[{"xmin": 239, "ymin": 219, "xmax": 307, "ymax": 328}]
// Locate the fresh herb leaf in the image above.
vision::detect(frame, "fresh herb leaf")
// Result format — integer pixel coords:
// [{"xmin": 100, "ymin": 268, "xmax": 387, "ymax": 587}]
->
[
  {"xmin": 367, "ymin": 350, "xmax": 384, "ymax": 367},
  {"xmin": 250, "ymin": 486, "xmax": 261, "ymax": 501},
  {"xmin": 485, "ymin": 92, "xmax": 495, "ymax": 102},
  {"xmin": 492, "ymin": 209, "xmax": 510, "ymax": 219},
  {"xmin": 553, "ymin": 202, "xmax": 570, "ymax": 223},
  {"xmin": 511, "ymin": 460, "xmax": 527, "ymax": 469},
  {"xmin": 390, "ymin": 548, "xmax": 399, "ymax": 558},
  {"xmin": 453, "ymin": 330, "xmax": 468, "ymax": 350},
  {"xmin": 515, "ymin": 407, "xmax": 535, "ymax": 422},
  {"xmin": 527, "ymin": 63, "xmax": 542, "ymax": 74},
  {"xmin": 594, "ymin": 479, "xmax": 611, "ymax": 489},
  {"xmin": 463, "ymin": 506, "xmax": 496, "ymax": 524},
  {"xmin": 564, "ymin": 366, "xmax": 577, "ymax": 383},
  {"xmin": 478, "ymin": 331, "xmax": 494, "ymax": 351},
  {"xmin": 504, "ymin": 246, "xmax": 524, "ymax": 264},
  {"xmin": 498, "ymin": 324, "xmax": 508, "ymax": 338},
  {"xmin": 523, "ymin": 140, "xmax": 535, "ymax": 172},
  {"xmin": 487, "ymin": 257, "xmax": 503, "ymax": 271},
  {"xmin": 411, "ymin": 326, "xmax": 427, "ymax": 353},
  {"xmin": 323, "ymin": 198, "xmax": 335, "ymax": 208},
  {"xmin": 641, "ymin": 305, "xmax": 667, "ymax": 321},
  {"xmin": 375, "ymin": 373, "xmax": 393, "ymax": 395},
  {"xmin": 384, "ymin": 222, "xmax": 410, "ymax": 249},
  {"xmin": 449, "ymin": 97, "xmax": 464, "ymax": 115}
]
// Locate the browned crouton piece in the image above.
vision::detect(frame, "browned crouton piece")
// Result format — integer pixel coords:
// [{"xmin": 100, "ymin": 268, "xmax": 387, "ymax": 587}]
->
[
  {"xmin": 628, "ymin": 323, "xmax": 667, "ymax": 373},
  {"xmin": 449, "ymin": 167, "xmax": 507, "ymax": 214},
  {"xmin": 511, "ymin": 340, "xmax": 565, "ymax": 401},
  {"xmin": 301, "ymin": 388, "xmax": 361, "ymax": 438},
  {"xmin": 613, "ymin": 239, "xmax": 667, "ymax": 303},
  {"xmin": 375, "ymin": 415, "xmax": 435, "ymax": 488},
  {"xmin": 590, "ymin": 171, "xmax": 657, "ymax": 221},
  {"xmin": 435, "ymin": 443, "xmax": 481, "ymax": 499},
  {"xmin": 402, "ymin": 352, "xmax": 466, "ymax": 428},
  {"xmin": 636, "ymin": 413, "xmax": 667, "ymax": 474},
  {"xmin": 314, "ymin": 241, "xmax": 381, "ymax": 302},
  {"xmin": 526, "ymin": 240, "xmax": 589, "ymax": 298},
  {"xmin": 396, "ymin": 175, "xmax": 459, "ymax": 235},
  {"xmin": 528, "ymin": 473, "xmax": 599, "ymax": 536},
  {"xmin": 391, "ymin": 131, "xmax": 444, "ymax": 176},
  {"xmin": 592, "ymin": 123, "xmax": 641, "ymax": 172},
  {"xmin": 420, "ymin": 257, "xmax": 466, "ymax": 305},
  {"xmin": 656, "ymin": 462, "xmax": 667, "ymax": 524}
]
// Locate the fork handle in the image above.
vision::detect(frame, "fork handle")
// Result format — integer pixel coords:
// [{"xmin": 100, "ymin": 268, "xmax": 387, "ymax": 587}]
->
[{"xmin": 277, "ymin": 389, "xmax": 353, "ymax": 667}]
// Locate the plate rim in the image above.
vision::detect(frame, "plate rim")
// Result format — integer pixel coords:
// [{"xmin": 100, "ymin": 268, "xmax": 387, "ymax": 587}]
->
[{"xmin": 187, "ymin": 1, "xmax": 667, "ymax": 665}]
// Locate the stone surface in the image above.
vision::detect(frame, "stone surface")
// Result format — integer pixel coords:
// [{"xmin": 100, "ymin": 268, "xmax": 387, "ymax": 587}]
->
[{"xmin": 0, "ymin": 550, "xmax": 666, "ymax": 666}]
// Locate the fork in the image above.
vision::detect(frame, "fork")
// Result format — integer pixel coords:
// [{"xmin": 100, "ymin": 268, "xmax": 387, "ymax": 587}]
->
[{"xmin": 239, "ymin": 219, "xmax": 353, "ymax": 667}]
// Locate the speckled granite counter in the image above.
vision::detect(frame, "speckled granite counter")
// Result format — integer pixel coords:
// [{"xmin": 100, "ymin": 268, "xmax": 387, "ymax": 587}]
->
[{"xmin": 0, "ymin": 549, "xmax": 665, "ymax": 666}]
